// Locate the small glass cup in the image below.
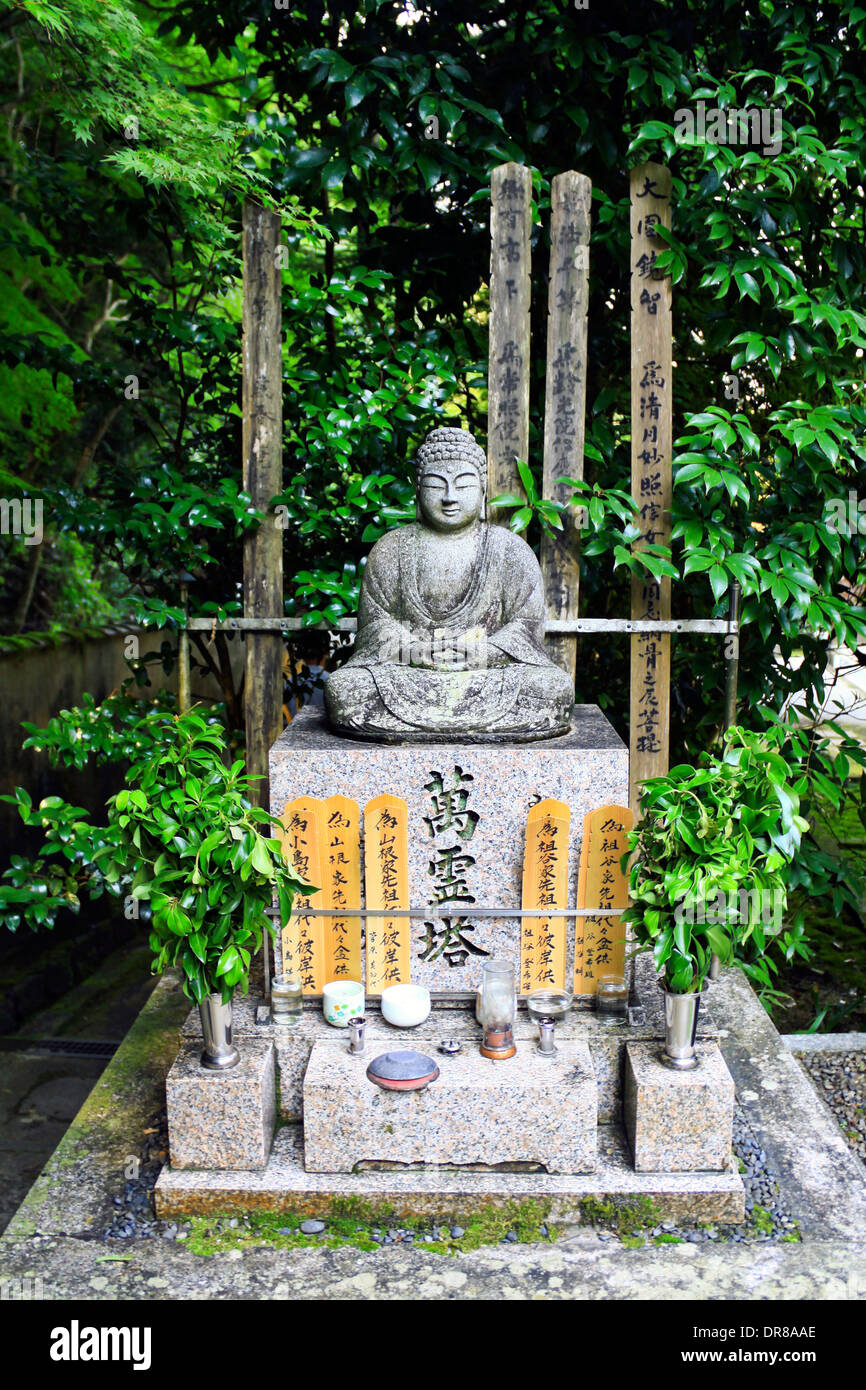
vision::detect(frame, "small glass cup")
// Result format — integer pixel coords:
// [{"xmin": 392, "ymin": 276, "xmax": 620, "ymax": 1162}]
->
[
  {"xmin": 270, "ymin": 974, "xmax": 303, "ymax": 1027},
  {"xmin": 479, "ymin": 958, "xmax": 517, "ymax": 1059},
  {"xmin": 595, "ymin": 973, "xmax": 629, "ymax": 1025}
]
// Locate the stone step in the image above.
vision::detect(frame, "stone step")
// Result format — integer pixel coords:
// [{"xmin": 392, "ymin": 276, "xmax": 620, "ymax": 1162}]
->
[{"xmin": 154, "ymin": 1123, "xmax": 745, "ymax": 1224}]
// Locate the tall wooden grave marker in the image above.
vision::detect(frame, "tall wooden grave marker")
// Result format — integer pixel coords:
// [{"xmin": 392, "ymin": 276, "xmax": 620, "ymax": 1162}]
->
[
  {"xmin": 243, "ymin": 201, "xmax": 283, "ymax": 998},
  {"xmin": 541, "ymin": 171, "xmax": 591, "ymax": 680},
  {"xmin": 488, "ymin": 163, "xmax": 532, "ymax": 518},
  {"xmin": 629, "ymin": 163, "xmax": 673, "ymax": 810}
]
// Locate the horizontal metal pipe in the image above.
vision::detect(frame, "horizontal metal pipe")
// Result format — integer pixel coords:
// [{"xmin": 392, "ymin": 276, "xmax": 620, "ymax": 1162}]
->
[
  {"xmin": 265, "ymin": 905, "xmax": 625, "ymax": 919},
  {"xmin": 184, "ymin": 616, "xmax": 736, "ymax": 636}
]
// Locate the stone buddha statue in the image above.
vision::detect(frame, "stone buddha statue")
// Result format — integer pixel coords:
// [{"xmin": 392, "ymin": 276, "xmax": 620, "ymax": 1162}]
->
[{"xmin": 325, "ymin": 427, "xmax": 574, "ymax": 742}]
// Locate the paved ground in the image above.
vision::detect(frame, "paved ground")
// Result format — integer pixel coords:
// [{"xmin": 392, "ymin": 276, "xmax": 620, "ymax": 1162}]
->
[
  {"xmin": 0, "ymin": 1050, "xmax": 105, "ymax": 1233},
  {"xmin": 0, "ymin": 936, "xmax": 156, "ymax": 1234},
  {"xmin": 3, "ymin": 1230, "xmax": 863, "ymax": 1301}
]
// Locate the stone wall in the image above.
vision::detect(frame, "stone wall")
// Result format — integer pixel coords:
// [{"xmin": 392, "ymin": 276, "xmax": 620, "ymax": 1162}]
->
[{"xmin": 0, "ymin": 626, "xmax": 241, "ymax": 850}]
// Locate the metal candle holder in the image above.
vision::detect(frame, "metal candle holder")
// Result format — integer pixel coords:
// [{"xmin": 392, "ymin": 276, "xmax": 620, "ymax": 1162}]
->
[
  {"xmin": 536, "ymin": 1017, "xmax": 557, "ymax": 1056},
  {"xmin": 348, "ymin": 1015, "xmax": 366, "ymax": 1055}
]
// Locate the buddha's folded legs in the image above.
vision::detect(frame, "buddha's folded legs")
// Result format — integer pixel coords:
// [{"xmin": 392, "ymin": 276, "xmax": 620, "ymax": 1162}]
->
[{"xmin": 325, "ymin": 661, "xmax": 573, "ymax": 743}]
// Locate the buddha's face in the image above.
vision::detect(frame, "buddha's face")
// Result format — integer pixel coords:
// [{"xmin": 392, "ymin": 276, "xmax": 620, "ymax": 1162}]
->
[{"xmin": 418, "ymin": 463, "xmax": 483, "ymax": 533}]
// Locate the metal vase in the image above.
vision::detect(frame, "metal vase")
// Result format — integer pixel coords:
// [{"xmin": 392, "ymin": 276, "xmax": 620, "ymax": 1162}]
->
[
  {"xmin": 199, "ymin": 994, "xmax": 240, "ymax": 1070},
  {"xmin": 659, "ymin": 984, "xmax": 704, "ymax": 1070}
]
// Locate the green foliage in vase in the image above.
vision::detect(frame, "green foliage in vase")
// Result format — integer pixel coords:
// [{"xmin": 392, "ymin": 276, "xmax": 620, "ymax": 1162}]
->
[
  {"xmin": 0, "ymin": 703, "xmax": 309, "ymax": 1007},
  {"xmin": 93, "ymin": 710, "xmax": 310, "ymax": 1004},
  {"xmin": 623, "ymin": 725, "xmax": 810, "ymax": 994}
]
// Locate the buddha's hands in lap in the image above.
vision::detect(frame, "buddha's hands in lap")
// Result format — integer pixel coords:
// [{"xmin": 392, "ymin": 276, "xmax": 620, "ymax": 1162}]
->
[{"xmin": 406, "ymin": 627, "xmax": 495, "ymax": 671}]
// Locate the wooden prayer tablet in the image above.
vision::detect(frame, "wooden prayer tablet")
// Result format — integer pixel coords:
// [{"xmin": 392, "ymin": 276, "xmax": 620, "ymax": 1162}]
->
[
  {"xmin": 574, "ymin": 803, "xmax": 633, "ymax": 996},
  {"xmin": 278, "ymin": 796, "xmax": 325, "ymax": 995},
  {"xmin": 520, "ymin": 797, "xmax": 570, "ymax": 994},
  {"xmin": 320, "ymin": 794, "xmax": 362, "ymax": 986},
  {"xmin": 363, "ymin": 793, "xmax": 410, "ymax": 995}
]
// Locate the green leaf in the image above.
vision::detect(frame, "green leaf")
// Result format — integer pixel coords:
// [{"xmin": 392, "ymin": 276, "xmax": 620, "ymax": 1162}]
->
[
  {"xmin": 709, "ymin": 565, "xmax": 729, "ymax": 601},
  {"xmin": 734, "ymin": 270, "xmax": 760, "ymax": 303},
  {"xmin": 189, "ymin": 932, "xmax": 207, "ymax": 962},
  {"xmin": 216, "ymin": 945, "xmax": 240, "ymax": 978},
  {"xmin": 516, "ymin": 459, "xmax": 535, "ymax": 499},
  {"xmin": 417, "ymin": 155, "xmax": 441, "ymax": 189},
  {"xmin": 250, "ymin": 836, "xmax": 274, "ymax": 877}
]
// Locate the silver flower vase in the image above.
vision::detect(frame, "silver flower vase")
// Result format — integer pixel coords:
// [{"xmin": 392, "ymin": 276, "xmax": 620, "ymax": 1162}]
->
[
  {"xmin": 199, "ymin": 994, "xmax": 240, "ymax": 1070},
  {"xmin": 659, "ymin": 983, "xmax": 705, "ymax": 1070}
]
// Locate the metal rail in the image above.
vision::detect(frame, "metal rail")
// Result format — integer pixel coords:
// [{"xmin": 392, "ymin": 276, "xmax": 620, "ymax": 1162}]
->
[
  {"xmin": 185, "ymin": 616, "xmax": 736, "ymax": 635},
  {"xmin": 265, "ymin": 905, "xmax": 624, "ymax": 919}
]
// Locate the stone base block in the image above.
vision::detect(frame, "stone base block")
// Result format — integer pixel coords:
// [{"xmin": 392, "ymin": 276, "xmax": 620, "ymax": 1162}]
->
[
  {"xmin": 302, "ymin": 1039, "xmax": 597, "ymax": 1174},
  {"xmin": 166, "ymin": 1039, "xmax": 275, "ymax": 1171},
  {"xmin": 624, "ymin": 1041, "xmax": 734, "ymax": 1173},
  {"xmin": 270, "ymin": 704, "xmax": 627, "ymax": 993}
]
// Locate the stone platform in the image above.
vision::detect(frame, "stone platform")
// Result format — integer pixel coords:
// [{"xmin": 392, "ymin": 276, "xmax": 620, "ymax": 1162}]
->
[
  {"xmin": 302, "ymin": 1039, "xmax": 597, "ymax": 1174},
  {"xmin": 154, "ymin": 1122, "xmax": 745, "ymax": 1223},
  {"xmin": 269, "ymin": 704, "xmax": 628, "ymax": 992},
  {"xmin": 10, "ymin": 972, "xmax": 866, "ymax": 1302},
  {"xmin": 179, "ymin": 956, "xmax": 716, "ymax": 1127}
]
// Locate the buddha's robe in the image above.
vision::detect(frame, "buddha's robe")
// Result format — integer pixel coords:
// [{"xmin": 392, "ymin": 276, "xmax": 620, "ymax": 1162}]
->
[{"xmin": 325, "ymin": 522, "xmax": 573, "ymax": 742}]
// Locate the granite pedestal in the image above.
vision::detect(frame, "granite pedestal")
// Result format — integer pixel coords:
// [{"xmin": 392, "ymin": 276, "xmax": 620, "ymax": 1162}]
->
[
  {"xmin": 302, "ymin": 1038, "xmax": 597, "ymax": 1174},
  {"xmin": 624, "ymin": 1041, "xmax": 735, "ymax": 1173},
  {"xmin": 269, "ymin": 704, "xmax": 628, "ymax": 993},
  {"xmin": 166, "ymin": 1039, "xmax": 275, "ymax": 1172},
  {"xmin": 158, "ymin": 958, "xmax": 745, "ymax": 1219}
]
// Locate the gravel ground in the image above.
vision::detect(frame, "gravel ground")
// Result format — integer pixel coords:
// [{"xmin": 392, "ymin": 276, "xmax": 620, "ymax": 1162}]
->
[
  {"xmin": 100, "ymin": 1100, "xmax": 801, "ymax": 1248},
  {"xmin": 799, "ymin": 1051, "xmax": 866, "ymax": 1164}
]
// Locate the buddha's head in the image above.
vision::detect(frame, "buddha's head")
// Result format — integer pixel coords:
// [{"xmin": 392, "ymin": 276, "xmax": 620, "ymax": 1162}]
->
[{"xmin": 415, "ymin": 428, "xmax": 487, "ymax": 533}]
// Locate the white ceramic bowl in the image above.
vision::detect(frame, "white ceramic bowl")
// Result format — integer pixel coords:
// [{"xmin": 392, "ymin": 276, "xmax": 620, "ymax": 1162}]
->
[{"xmin": 380, "ymin": 983, "xmax": 431, "ymax": 1029}]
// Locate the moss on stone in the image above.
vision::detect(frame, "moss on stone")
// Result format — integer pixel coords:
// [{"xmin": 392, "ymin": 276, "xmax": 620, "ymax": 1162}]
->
[
  {"xmin": 750, "ymin": 1203, "xmax": 774, "ymax": 1235},
  {"xmin": 576, "ymin": 1194, "xmax": 659, "ymax": 1244},
  {"xmin": 182, "ymin": 1197, "xmax": 555, "ymax": 1257}
]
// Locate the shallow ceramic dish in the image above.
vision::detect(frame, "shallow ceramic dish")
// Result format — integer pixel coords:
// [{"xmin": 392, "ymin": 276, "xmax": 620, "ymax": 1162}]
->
[
  {"xmin": 366, "ymin": 1049, "xmax": 439, "ymax": 1091},
  {"xmin": 380, "ymin": 983, "xmax": 431, "ymax": 1028}
]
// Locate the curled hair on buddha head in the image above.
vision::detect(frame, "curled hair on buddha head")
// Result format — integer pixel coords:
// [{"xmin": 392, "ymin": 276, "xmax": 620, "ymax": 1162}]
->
[{"xmin": 414, "ymin": 427, "xmax": 488, "ymax": 518}]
